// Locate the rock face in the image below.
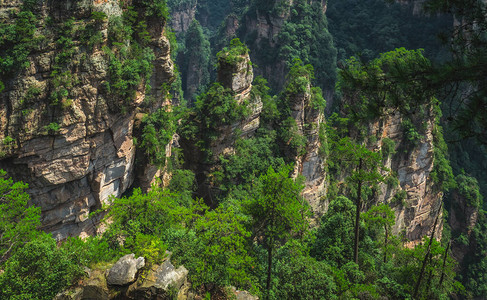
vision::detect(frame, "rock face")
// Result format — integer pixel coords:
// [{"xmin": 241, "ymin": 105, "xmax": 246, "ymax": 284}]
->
[
  {"xmin": 366, "ymin": 107, "xmax": 443, "ymax": 244},
  {"xmin": 134, "ymin": 259, "xmax": 189, "ymax": 298},
  {"xmin": 169, "ymin": 0, "xmax": 198, "ymax": 34},
  {"xmin": 285, "ymin": 81, "xmax": 327, "ymax": 221},
  {"xmin": 182, "ymin": 50, "xmax": 263, "ymax": 200},
  {"xmin": 242, "ymin": 4, "xmax": 289, "ymax": 90},
  {"xmin": 0, "ymin": 0, "xmax": 174, "ymax": 239},
  {"xmin": 448, "ymin": 185, "xmax": 479, "ymax": 266},
  {"xmin": 211, "ymin": 52, "xmax": 262, "ymax": 159},
  {"xmin": 106, "ymin": 254, "xmax": 145, "ymax": 286}
]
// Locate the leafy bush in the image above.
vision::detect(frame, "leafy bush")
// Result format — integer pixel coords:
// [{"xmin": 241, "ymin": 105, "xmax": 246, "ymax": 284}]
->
[
  {"xmin": 61, "ymin": 236, "xmax": 119, "ymax": 267},
  {"xmin": 402, "ymin": 119, "xmax": 421, "ymax": 146},
  {"xmin": 381, "ymin": 138, "xmax": 396, "ymax": 159},
  {"xmin": 217, "ymin": 38, "xmax": 249, "ymax": 65},
  {"xmin": 455, "ymin": 174, "xmax": 482, "ymax": 208},
  {"xmin": 140, "ymin": 108, "xmax": 177, "ymax": 167},
  {"xmin": 0, "ymin": 10, "xmax": 37, "ymax": 76},
  {"xmin": 392, "ymin": 190, "xmax": 407, "ymax": 206},
  {"xmin": 102, "ymin": 186, "xmax": 192, "ymax": 263},
  {"xmin": 311, "ymin": 196, "xmax": 355, "ymax": 267},
  {"xmin": 279, "ymin": 117, "xmax": 307, "ymax": 156},
  {"xmin": 0, "ymin": 170, "xmax": 40, "ymax": 263},
  {"xmin": 44, "ymin": 122, "xmax": 61, "ymax": 134},
  {"xmin": 431, "ymin": 124, "xmax": 455, "ymax": 191},
  {"xmin": 273, "ymin": 251, "xmax": 337, "ymax": 300},
  {"xmin": 0, "ymin": 233, "xmax": 83, "ymax": 300}
]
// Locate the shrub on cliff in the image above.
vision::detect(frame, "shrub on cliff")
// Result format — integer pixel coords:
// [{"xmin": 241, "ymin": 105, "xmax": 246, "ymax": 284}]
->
[{"xmin": 0, "ymin": 170, "xmax": 40, "ymax": 264}]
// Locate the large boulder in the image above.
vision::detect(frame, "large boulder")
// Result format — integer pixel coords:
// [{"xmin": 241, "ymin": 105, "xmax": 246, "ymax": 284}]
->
[
  {"xmin": 106, "ymin": 254, "xmax": 145, "ymax": 286},
  {"xmin": 133, "ymin": 259, "xmax": 189, "ymax": 298}
]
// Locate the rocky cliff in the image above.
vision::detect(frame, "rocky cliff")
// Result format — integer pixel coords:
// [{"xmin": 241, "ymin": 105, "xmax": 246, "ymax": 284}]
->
[
  {"xmin": 284, "ymin": 76, "xmax": 327, "ymax": 221},
  {"xmin": 0, "ymin": 0, "xmax": 174, "ymax": 239},
  {"xmin": 367, "ymin": 107, "xmax": 444, "ymax": 244},
  {"xmin": 168, "ymin": 0, "xmax": 197, "ymax": 34},
  {"xmin": 180, "ymin": 45, "xmax": 263, "ymax": 201}
]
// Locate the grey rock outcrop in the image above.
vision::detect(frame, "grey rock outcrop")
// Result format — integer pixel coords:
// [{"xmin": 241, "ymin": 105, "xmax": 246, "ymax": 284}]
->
[
  {"xmin": 285, "ymin": 79, "xmax": 327, "ymax": 222},
  {"xmin": 56, "ymin": 256, "xmax": 189, "ymax": 300},
  {"xmin": 133, "ymin": 259, "xmax": 189, "ymax": 298},
  {"xmin": 366, "ymin": 106, "xmax": 444, "ymax": 245},
  {"xmin": 54, "ymin": 268, "xmax": 109, "ymax": 300},
  {"xmin": 106, "ymin": 254, "xmax": 145, "ymax": 286},
  {"xmin": 169, "ymin": 0, "xmax": 198, "ymax": 34}
]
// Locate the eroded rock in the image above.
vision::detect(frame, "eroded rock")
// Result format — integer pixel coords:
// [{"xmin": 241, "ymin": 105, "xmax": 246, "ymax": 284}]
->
[{"xmin": 106, "ymin": 254, "xmax": 145, "ymax": 286}]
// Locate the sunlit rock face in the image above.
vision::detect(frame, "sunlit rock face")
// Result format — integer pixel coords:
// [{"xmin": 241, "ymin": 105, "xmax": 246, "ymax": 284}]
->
[
  {"xmin": 366, "ymin": 106, "xmax": 443, "ymax": 245},
  {"xmin": 0, "ymin": 0, "xmax": 174, "ymax": 239}
]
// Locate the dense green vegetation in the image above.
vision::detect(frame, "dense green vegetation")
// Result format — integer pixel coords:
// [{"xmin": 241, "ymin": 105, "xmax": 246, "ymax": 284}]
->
[
  {"xmin": 1, "ymin": 0, "xmax": 487, "ymax": 298},
  {"xmin": 327, "ymin": 0, "xmax": 451, "ymax": 63},
  {"xmin": 180, "ymin": 20, "xmax": 211, "ymax": 102}
]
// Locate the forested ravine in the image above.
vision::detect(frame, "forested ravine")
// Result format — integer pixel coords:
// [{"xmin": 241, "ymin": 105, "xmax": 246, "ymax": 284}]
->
[{"xmin": 0, "ymin": 0, "xmax": 486, "ymax": 299}]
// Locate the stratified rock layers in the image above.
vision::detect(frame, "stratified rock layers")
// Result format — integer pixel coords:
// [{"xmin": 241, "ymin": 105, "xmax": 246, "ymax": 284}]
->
[
  {"xmin": 369, "ymin": 108, "xmax": 443, "ymax": 244},
  {"xmin": 0, "ymin": 0, "xmax": 173, "ymax": 239}
]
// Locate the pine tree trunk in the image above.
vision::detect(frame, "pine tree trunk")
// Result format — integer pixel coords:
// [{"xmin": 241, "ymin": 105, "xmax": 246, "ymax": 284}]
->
[
  {"xmin": 413, "ymin": 202, "xmax": 442, "ymax": 299},
  {"xmin": 266, "ymin": 245, "xmax": 273, "ymax": 300},
  {"xmin": 354, "ymin": 158, "xmax": 363, "ymax": 265}
]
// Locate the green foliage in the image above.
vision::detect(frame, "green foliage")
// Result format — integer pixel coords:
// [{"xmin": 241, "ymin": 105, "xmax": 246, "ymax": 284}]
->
[
  {"xmin": 61, "ymin": 236, "xmax": 119, "ymax": 267},
  {"xmin": 455, "ymin": 174, "xmax": 482, "ymax": 208},
  {"xmin": 402, "ymin": 119, "xmax": 422, "ymax": 146},
  {"xmin": 431, "ymin": 123, "xmax": 455, "ymax": 192},
  {"xmin": 141, "ymin": 0, "xmax": 170, "ymax": 20},
  {"xmin": 80, "ymin": 11, "xmax": 107, "ymax": 50},
  {"xmin": 104, "ymin": 10, "xmax": 156, "ymax": 111},
  {"xmin": 272, "ymin": 248, "xmax": 337, "ymax": 300},
  {"xmin": 421, "ymin": 0, "xmax": 487, "ymax": 143},
  {"xmin": 252, "ymin": 76, "xmax": 278, "ymax": 124},
  {"xmin": 245, "ymin": 165, "xmax": 310, "ymax": 296},
  {"xmin": 462, "ymin": 209, "xmax": 487, "ymax": 297},
  {"xmin": 217, "ymin": 38, "xmax": 249, "ymax": 65},
  {"xmin": 181, "ymin": 20, "xmax": 211, "ymax": 101},
  {"xmin": 276, "ymin": 59, "xmax": 326, "ymax": 158},
  {"xmin": 279, "ymin": 117, "xmax": 307, "ymax": 157},
  {"xmin": 167, "ymin": 169, "xmax": 196, "ymax": 207},
  {"xmin": 140, "ymin": 108, "xmax": 177, "ymax": 167},
  {"xmin": 50, "ymin": 70, "xmax": 77, "ymax": 108},
  {"xmin": 190, "ymin": 206, "xmax": 254, "ymax": 288},
  {"xmin": 392, "ymin": 190, "xmax": 407, "ymax": 206},
  {"xmin": 247, "ymin": 0, "xmax": 337, "ymax": 91},
  {"xmin": 2, "ymin": 136, "xmax": 14, "ymax": 146},
  {"xmin": 195, "ymin": 83, "xmax": 248, "ymax": 127},
  {"xmin": 213, "ymin": 128, "xmax": 285, "ymax": 197},
  {"xmin": 311, "ymin": 196, "xmax": 355, "ymax": 267},
  {"xmin": 44, "ymin": 122, "xmax": 61, "ymax": 134},
  {"xmin": 385, "ymin": 173, "xmax": 399, "ymax": 189},
  {"xmin": 339, "ymin": 48, "xmax": 434, "ymax": 124},
  {"xmin": 0, "ymin": 10, "xmax": 37, "ymax": 77},
  {"xmin": 333, "ymin": 137, "xmax": 385, "ymax": 190},
  {"xmin": 186, "ymin": 82, "xmax": 250, "ymax": 161},
  {"xmin": 0, "ymin": 233, "xmax": 83, "ymax": 300},
  {"xmin": 245, "ymin": 165, "xmax": 309, "ymax": 245},
  {"xmin": 362, "ymin": 204, "xmax": 396, "ymax": 262},
  {"xmin": 311, "ymin": 86, "xmax": 326, "ymax": 112},
  {"xmin": 283, "ymin": 58, "xmax": 313, "ymax": 95},
  {"xmin": 0, "ymin": 170, "xmax": 40, "ymax": 263},
  {"xmin": 381, "ymin": 138, "xmax": 396, "ymax": 159},
  {"xmin": 102, "ymin": 186, "xmax": 191, "ymax": 263},
  {"xmin": 328, "ymin": 0, "xmax": 450, "ymax": 63}
]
